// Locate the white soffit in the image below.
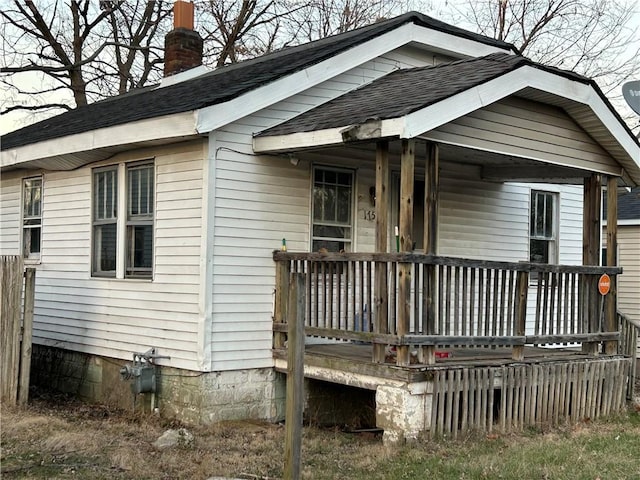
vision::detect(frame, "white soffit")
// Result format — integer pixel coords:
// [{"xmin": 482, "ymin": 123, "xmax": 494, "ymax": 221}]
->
[{"xmin": 1, "ymin": 111, "xmax": 198, "ymax": 170}]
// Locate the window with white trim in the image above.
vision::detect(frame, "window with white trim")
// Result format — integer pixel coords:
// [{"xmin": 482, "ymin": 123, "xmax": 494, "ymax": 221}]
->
[
  {"xmin": 312, "ymin": 167, "xmax": 353, "ymax": 252},
  {"xmin": 529, "ymin": 190, "xmax": 557, "ymax": 264},
  {"xmin": 126, "ymin": 163, "xmax": 154, "ymax": 277},
  {"xmin": 23, "ymin": 176, "xmax": 42, "ymax": 260},
  {"xmin": 92, "ymin": 161, "xmax": 154, "ymax": 278},
  {"xmin": 93, "ymin": 167, "xmax": 117, "ymax": 276}
]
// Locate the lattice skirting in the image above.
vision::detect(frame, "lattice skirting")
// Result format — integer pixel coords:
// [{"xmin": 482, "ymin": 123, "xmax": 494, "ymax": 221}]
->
[{"xmin": 430, "ymin": 357, "xmax": 631, "ymax": 437}]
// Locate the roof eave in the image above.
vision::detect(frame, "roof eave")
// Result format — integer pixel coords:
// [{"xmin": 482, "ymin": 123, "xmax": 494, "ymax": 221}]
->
[{"xmin": 1, "ymin": 111, "xmax": 198, "ymax": 172}]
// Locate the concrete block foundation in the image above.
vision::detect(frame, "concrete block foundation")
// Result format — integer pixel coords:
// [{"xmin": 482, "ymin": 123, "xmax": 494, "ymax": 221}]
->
[
  {"xmin": 375, "ymin": 384, "xmax": 431, "ymax": 445},
  {"xmin": 30, "ymin": 345, "xmax": 286, "ymax": 425}
]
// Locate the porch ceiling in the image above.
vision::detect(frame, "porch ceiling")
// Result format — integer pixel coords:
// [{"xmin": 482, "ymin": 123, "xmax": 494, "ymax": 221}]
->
[
  {"xmin": 303, "ymin": 142, "xmax": 595, "ymax": 184},
  {"xmin": 253, "ymin": 54, "xmax": 640, "ymax": 187}
]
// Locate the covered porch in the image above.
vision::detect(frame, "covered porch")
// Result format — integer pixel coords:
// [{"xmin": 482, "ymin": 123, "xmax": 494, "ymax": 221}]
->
[
  {"xmin": 271, "ymin": 250, "xmax": 635, "ymax": 441},
  {"xmin": 257, "ymin": 54, "xmax": 640, "ymax": 442}
]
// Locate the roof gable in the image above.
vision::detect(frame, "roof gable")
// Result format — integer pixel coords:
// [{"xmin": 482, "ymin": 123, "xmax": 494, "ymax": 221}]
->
[
  {"xmin": 1, "ymin": 12, "xmax": 515, "ymax": 152},
  {"xmin": 256, "ymin": 54, "xmax": 529, "ymax": 136},
  {"xmin": 253, "ymin": 53, "xmax": 640, "ymax": 185}
]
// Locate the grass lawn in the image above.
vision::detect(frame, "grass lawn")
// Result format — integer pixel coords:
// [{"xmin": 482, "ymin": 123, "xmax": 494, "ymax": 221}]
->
[{"xmin": 2, "ymin": 393, "xmax": 639, "ymax": 479}]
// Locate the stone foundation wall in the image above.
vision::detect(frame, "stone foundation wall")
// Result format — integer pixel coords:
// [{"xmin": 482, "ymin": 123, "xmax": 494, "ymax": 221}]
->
[{"xmin": 30, "ymin": 345, "xmax": 286, "ymax": 425}]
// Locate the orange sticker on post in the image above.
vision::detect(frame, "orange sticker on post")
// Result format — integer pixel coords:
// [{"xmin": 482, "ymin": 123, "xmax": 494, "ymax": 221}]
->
[{"xmin": 598, "ymin": 274, "xmax": 611, "ymax": 296}]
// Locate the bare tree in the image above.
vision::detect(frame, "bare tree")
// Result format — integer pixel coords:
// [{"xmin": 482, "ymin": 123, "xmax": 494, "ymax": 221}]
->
[
  {"xmin": 442, "ymin": 0, "xmax": 640, "ymax": 131},
  {"xmin": 0, "ymin": 0, "xmax": 409, "ymax": 124},
  {"xmin": 196, "ymin": 0, "xmax": 303, "ymax": 67},
  {"xmin": 292, "ymin": 0, "xmax": 407, "ymax": 41},
  {"xmin": 103, "ymin": 0, "xmax": 172, "ymax": 95},
  {"xmin": 0, "ymin": 0, "xmax": 171, "ymax": 118}
]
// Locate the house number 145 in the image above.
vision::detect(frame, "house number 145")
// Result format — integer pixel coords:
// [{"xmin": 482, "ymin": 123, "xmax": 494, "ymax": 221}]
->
[{"xmin": 363, "ymin": 210, "xmax": 376, "ymax": 221}]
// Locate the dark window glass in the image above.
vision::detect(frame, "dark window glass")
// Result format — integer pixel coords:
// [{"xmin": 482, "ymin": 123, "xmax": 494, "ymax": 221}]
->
[
  {"xmin": 23, "ymin": 177, "xmax": 42, "ymax": 258},
  {"xmin": 312, "ymin": 168, "xmax": 353, "ymax": 252}
]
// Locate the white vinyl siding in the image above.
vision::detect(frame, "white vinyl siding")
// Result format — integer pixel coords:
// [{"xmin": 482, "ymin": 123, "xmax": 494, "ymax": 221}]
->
[
  {"xmin": 427, "ymin": 97, "xmax": 621, "ymax": 176},
  {"xmin": 1, "ymin": 174, "xmax": 21, "ymax": 254},
  {"xmin": 208, "ymin": 51, "xmax": 432, "ymax": 370},
  {"xmin": 603, "ymin": 225, "xmax": 640, "ymax": 326},
  {"xmin": 13, "ymin": 142, "xmax": 206, "ymax": 371},
  {"xmin": 438, "ymin": 168, "xmax": 529, "ymax": 261}
]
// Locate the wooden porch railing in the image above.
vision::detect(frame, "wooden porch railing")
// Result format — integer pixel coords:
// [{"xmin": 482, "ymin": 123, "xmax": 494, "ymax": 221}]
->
[
  {"xmin": 273, "ymin": 252, "xmax": 622, "ymax": 366},
  {"xmin": 619, "ymin": 312, "xmax": 639, "ymax": 400}
]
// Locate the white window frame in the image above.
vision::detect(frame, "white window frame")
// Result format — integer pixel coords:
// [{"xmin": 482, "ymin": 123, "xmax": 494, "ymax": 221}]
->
[
  {"xmin": 125, "ymin": 162, "xmax": 154, "ymax": 278},
  {"xmin": 311, "ymin": 166, "xmax": 354, "ymax": 253},
  {"xmin": 529, "ymin": 190, "xmax": 558, "ymax": 265},
  {"xmin": 22, "ymin": 176, "xmax": 43, "ymax": 261},
  {"xmin": 92, "ymin": 166, "xmax": 118, "ymax": 277},
  {"xmin": 91, "ymin": 160, "xmax": 155, "ymax": 279}
]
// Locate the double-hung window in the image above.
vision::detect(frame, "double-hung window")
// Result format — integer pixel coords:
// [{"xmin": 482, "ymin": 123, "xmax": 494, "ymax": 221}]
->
[
  {"xmin": 312, "ymin": 167, "xmax": 353, "ymax": 252},
  {"xmin": 93, "ymin": 167, "xmax": 118, "ymax": 275},
  {"xmin": 126, "ymin": 163, "xmax": 154, "ymax": 277},
  {"xmin": 92, "ymin": 161, "xmax": 154, "ymax": 278},
  {"xmin": 529, "ymin": 190, "xmax": 557, "ymax": 264},
  {"xmin": 23, "ymin": 176, "xmax": 42, "ymax": 260}
]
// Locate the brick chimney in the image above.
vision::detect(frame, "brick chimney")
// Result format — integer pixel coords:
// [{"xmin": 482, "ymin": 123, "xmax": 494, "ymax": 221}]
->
[{"xmin": 164, "ymin": 1, "xmax": 203, "ymax": 77}]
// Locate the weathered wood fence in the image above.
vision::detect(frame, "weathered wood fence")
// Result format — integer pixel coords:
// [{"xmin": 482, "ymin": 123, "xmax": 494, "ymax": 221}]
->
[
  {"xmin": 619, "ymin": 311, "xmax": 639, "ymax": 400},
  {"xmin": 430, "ymin": 358, "xmax": 630, "ymax": 437},
  {"xmin": 1, "ymin": 256, "xmax": 36, "ymax": 406},
  {"xmin": 273, "ymin": 252, "xmax": 621, "ymax": 366}
]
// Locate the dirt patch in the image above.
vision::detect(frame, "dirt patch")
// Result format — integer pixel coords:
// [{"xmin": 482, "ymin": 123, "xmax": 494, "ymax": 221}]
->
[
  {"xmin": 2, "ymin": 389, "xmax": 640, "ymax": 480},
  {"xmin": 1, "ymin": 391, "xmax": 291, "ymax": 479}
]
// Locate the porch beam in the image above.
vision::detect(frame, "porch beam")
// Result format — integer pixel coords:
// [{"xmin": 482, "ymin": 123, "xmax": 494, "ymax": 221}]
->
[
  {"xmin": 482, "ymin": 165, "xmax": 591, "ymax": 182},
  {"xmin": 397, "ymin": 139, "xmax": 415, "ymax": 366},
  {"xmin": 421, "ymin": 142, "xmax": 439, "ymax": 365},
  {"xmin": 604, "ymin": 176, "xmax": 618, "ymax": 354},
  {"xmin": 582, "ymin": 173, "xmax": 602, "ymax": 355},
  {"xmin": 373, "ymin": 140, "xmax": 390, "ymax": 363}
]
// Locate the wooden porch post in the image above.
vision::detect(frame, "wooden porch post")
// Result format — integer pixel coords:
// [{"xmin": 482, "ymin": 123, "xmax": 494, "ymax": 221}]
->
[
  {"xmin": 274, "ymin": 259, "xmax": 291, "ymax": 348},
  {"xmin": 421, "ymin": 142, "xmax": 439, "ymax": 365},
  {"xmin": 284, "ymin": 273, "xmax": 305, "ymax": 480},
  {"xmin": 373, "ymin": 140, "xmax": 389, "ymax": 363},
  {"xmin": 397, "ymin": 139, "xmax": 415, "ymax": 366},
  {"xmin": 582, "ymin": 173, "xmax": 601, "ymax": 355},
  {"xmin": 604, "ymin": 176, "xmax": 618, "ymax": 354}
]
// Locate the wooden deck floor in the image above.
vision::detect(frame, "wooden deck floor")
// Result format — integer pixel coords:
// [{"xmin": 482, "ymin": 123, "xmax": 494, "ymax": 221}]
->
[{"xmin": 274, "ymin": 343, "xmax": 609, "ymax": 385}]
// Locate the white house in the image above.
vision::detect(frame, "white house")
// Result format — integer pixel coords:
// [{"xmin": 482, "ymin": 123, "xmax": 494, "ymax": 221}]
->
[{"xmin": 2, "ymin": 4, "xmax": 639, "ymax": 433}]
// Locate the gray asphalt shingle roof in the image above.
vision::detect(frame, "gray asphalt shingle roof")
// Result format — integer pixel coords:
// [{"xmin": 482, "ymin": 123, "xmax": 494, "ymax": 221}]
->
[
  {"xmin": 255, "ymin": 53, "xmax": 601, "ymax": 137},
  {"xmin": 1, "ymin": 11, "xmax": 515, "ymax": 151},
  {"xmin": 604, "ymin": 187, "xmax": 640, "ymax": 221}
]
